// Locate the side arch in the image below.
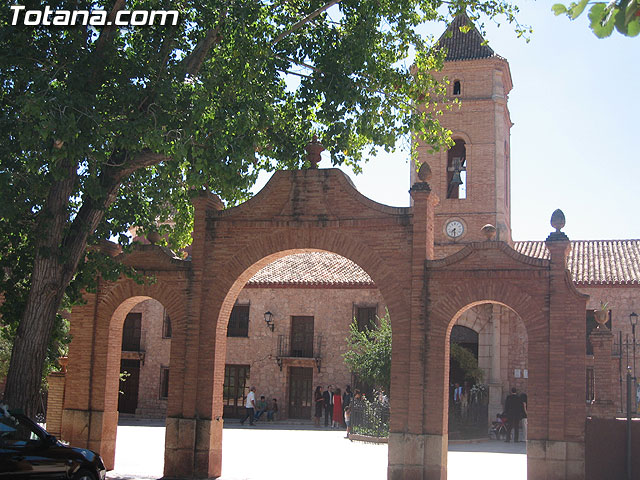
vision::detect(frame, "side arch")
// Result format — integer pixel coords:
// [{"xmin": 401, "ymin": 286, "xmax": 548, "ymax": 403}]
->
[{"xmin": 62, "ymin": 277, "xmax": 188, "ymax": 470}]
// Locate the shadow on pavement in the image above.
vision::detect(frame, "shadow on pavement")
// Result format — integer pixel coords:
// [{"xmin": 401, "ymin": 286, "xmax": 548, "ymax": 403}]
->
[
  {"xmin": 448, "ymin": 440, "xmax": 526, "ymax": 454},
  {"xmin": 225, "ymin": 420, "xmax": 344, "ymax": 432}
]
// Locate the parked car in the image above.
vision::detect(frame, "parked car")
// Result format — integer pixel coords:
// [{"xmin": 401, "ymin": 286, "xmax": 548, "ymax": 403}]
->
[{"xmin": 0, "ymin": 407, "xmax": 106, "ymax": 479}]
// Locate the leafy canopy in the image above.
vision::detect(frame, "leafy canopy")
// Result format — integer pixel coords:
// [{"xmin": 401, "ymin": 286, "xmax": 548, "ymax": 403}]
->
[
  {"xmin": 343, "ymin": 309, "xmax": 392, "ymax": 394},
  {"xmin": 552, "ymin": 0, "xmax": 640, "ymax": 38}
]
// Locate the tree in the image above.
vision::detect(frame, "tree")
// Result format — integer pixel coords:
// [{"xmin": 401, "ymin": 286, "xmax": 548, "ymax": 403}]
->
[
  {"xmin": 552, "ymin": 0, "xmax": 640, "ymax": 38},
  {"xmin": 0, "ymin": 0, "xmax": 521, "ymax": 415},
  {"xmin": 343, "ymin": 309, "xmax": 392, "ymax": 394},
  {"xmin": 450, "ymin": 342, "xmax": 484, "ymax": 384}
]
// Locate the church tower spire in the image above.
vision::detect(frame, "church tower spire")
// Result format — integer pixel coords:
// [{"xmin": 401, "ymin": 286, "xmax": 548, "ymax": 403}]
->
[{"xmin": 413, "ymin": 14, "xmax": 513, "ymax": 257}]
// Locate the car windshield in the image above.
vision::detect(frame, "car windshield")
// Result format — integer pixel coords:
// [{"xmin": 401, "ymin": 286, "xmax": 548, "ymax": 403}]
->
[{"xmin": 0, "ymin": 412, "xmax": 43, "ymax": 447}]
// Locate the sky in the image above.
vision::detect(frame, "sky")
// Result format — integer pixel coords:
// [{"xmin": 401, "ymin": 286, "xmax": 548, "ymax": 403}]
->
[{"xmin": 251, "ymin": 1, "xmax": 639, "ymax": 242}]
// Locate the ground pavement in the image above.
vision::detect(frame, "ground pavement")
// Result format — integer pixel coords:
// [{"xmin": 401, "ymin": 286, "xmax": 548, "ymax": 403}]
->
[{"xmin": 107, "ymin": 419, "xmax": 526, "ymax": 480}]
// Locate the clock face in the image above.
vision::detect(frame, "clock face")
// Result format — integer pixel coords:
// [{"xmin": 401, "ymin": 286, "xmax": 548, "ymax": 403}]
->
[{"xmin": 445, "ymin": 220, "xmax": 465, "ymax": 239}]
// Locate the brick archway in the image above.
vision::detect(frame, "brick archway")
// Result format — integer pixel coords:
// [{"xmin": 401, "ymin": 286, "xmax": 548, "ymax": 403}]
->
[
  {"xmin": 165, "ymin": 169, "xmax": 423, "ymax": 477},
  {"xmin": 411, "ymin": 241, "xmax": 588, "ymax": 480},
  {"xmin": 60, "ymin": 170, "xmax": 588, "ymax": 480},
  {"xmin": 61, "ymin": 252, "xmax": 190, "ymax": 470},
  {"xmin": 451, "ymin": 301, "xmax": 528, "ymax": 428}
]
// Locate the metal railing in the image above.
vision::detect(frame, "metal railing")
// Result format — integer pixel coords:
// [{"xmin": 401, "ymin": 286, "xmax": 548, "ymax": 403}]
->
[
  {"xmin": 350, "ymin": 398, "xmax": 390, "ymax": 438},
  {"xmin": 277, "ymin": 334, "xmax": 322, "ymax": 359}
]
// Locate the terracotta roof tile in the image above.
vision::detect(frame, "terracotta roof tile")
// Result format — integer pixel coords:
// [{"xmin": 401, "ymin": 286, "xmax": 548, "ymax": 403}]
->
[
  {"xmin": 248, "ymin": 252, "xmax": 373, "ymax": 287},
  {"xmin": 514, "ymin": 240, "xmax": 640, "ymax": 285},
  {"xmin": 437, "ymin": 13, "xmax": 496, "ymax": 62},
  {"xmin": 247, "ymin": 241, "xmax": 640, "ymax": 287}
]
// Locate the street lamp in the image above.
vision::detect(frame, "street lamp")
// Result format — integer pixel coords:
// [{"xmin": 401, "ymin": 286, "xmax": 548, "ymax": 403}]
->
[
  {"xmin": 264, "ymin": 311, "xmax": 275, "ymax": 332},
  {"xmin": 630, "ymin": 312, "xmax": 638, "ymax": 381}
]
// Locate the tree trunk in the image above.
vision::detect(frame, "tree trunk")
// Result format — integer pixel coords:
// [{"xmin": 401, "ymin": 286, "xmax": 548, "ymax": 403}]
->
[
  {"xmin": 2, "ymin": 150, "xmax": 168, "ymax": 416},
  {"xmin": 3, "ymin": 256, "xmax": 65, "ymax": 415}
]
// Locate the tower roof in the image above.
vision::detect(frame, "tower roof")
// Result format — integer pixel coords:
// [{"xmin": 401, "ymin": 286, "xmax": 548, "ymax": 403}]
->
[{"xmin": 437, "ymin": 13, "xmax": 496, "ymax": 61}]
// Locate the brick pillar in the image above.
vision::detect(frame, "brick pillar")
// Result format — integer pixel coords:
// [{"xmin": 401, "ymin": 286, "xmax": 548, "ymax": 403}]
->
[
  {"xmin": 388, "ymin": 176, "xmax": 440, "ymax": 480},
  {"xmin": 61, "ymin": 285, "xmax": 119, "ymax": 471},
  {"xmin": 165, "ymin": 191, "xmax": 224, "ymax": 479},
  {"xmin": 46, "ymin": 372, "xmax": 66, "ymax": 438},
  {"xmin": 527, "ymin": 213, "xmax": 586, "ymax": 480},
  {"xmin": 589, "ymin": 328, "xmax": 616, "ymax": 417}
]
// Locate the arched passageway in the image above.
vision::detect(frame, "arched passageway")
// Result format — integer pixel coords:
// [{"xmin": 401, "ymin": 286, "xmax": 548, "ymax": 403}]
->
[
  {"xmin": 59, "ymin": 168, "xmax": 587, "ymax": 480},
  {"xmin": 448, "ymin": 303, "xmax": 528, "ymax": 439}
]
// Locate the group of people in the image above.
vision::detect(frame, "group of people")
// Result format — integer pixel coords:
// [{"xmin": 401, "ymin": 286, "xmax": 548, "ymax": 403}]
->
[
  {"xmin": 240, "ymin": 386, "xmax": 279, "ymax": 426},
  {"xmin": 313, "ymin": 384, "xmax": 358, "ymax": 434}
]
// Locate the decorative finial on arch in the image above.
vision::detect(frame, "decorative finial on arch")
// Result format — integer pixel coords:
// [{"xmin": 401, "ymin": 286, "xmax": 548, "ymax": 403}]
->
[
  {"xmin": 546, "ymin": 209, "xmax": 569, "ymax": 242},
  {"xmin": 481, "ymin": 224, "xmax": 496, "ymax": 241},
  {"xmin": 417, "ymin": 162, "xmax": 432, "ymax": 182},
  {"xmin": 550, "ymin": 209, "xmax": 566, "ymax": 233},
  {"xmin": 305, "ymin": 135, "xmax": 324, "ymax": 169}
]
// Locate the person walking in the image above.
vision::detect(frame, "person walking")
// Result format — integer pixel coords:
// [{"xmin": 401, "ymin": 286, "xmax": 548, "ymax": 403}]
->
[
  {"xmin": 240, "ymin": 386, "xmax": 257, "ymax": 426},
  {"xmin": 314, "ymin": 386, "xmax": 324, "ymax": 427},
  {"xmin": 503, "ymin": 387, "xmax": 523, "ymax": 442}
]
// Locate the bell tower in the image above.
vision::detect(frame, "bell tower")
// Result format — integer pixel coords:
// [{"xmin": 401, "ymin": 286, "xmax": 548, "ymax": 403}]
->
[{"xmin": 412, "ymin": 14, "xmax": 513, "ymax": 257}]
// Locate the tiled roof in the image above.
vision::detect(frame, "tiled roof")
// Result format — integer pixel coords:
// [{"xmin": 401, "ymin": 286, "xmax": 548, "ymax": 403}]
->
[
  {"xmin": 247, "ymin": 252, "xmax": 374, "ymax": 287},
  {"xmin": 514, "ymin": 240, "xmax": 640, "ymax": 285},
  {"xmin": 436, "ymin": 13, "xmax": 496, "ymax": 62},
  {"xmin": 247, "ymin": 241, "xmax": 640, "ymax": 287}
]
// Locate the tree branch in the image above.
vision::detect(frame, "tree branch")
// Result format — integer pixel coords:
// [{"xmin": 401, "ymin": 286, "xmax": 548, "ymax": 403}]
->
[
  {"xmin": 272, "ymin": 0, "xmax": 342, "ymax": 45},
  {"xmin": 60, "ymin": 149, "xmax": 171, "ymax": 285},
  {"xmin": 182, "ymin": 7, "xmax": 228, "ymax": 77},
  {"xmin": 94, "ymin": 0, "xmax": 126, "ymax": 56}
]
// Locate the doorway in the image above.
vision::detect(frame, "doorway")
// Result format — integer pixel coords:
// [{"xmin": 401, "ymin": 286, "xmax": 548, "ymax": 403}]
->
[
  {"xmin": 288, "ymin": 367, "xmax": 312, "ymax": 419},
  {"xmin": 223, "ymin": 364, "xmax": 250, "ymax": 418},
  {"xmin": 118, "ymin": 359, "xmax": 140, "ymax": 414}
]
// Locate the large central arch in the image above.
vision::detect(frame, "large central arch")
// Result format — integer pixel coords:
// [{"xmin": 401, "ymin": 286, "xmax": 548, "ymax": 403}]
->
[{"xmin": 60, "ymin": 168, "xmax": 587, "ymax": 480}]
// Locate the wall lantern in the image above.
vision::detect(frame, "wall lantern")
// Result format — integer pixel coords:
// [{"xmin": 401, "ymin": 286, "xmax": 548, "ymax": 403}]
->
[
  {"xmin": 264, "ymin": 311, "xmax": 275, "ymax": 331},
  {"xmin": 630, "ymin": 311, "xmax": 638, "ymax": 330}
]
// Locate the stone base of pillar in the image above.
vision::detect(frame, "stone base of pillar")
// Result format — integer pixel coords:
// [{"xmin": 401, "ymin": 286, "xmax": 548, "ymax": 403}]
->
[
  {"xmin": 164, "ymin": 416, "xmax": 224, "ymax": 479},
  {"xmin": 388, "ymin": 433, "xmax": 447, "ymax": 480},
  {"xmin": 60, "ymin": 408, "xmax": 118, "ymax": 470},
  {"xmin": 527, "ymin": 440, "xmax": 585, "ymax": 480}
]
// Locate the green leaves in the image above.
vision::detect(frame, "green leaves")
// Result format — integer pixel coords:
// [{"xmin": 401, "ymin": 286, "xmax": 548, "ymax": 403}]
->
[
  {"xmin": 343, "ymin": 310, "xmax": 392, "ymax": 393},
  {"xmin": 553, "ymin": 0, "xmax": 640, "ymax": 37}
]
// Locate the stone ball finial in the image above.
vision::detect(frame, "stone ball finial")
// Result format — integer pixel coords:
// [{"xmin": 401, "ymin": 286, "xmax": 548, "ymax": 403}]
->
[
  {"xmin": 481, "ymin": 224, "xmax": 497, "ymax": 241},
  {"xmin": 305, "ymin": 134, "xmax": 324, "ymax": 169},
  {"xmin": 550, "ymin": 209, "xmax": 566, "ymax": 232},
  {"xmin": 417, "ymin": 162, "xmax": 432, "ymax": 182}
]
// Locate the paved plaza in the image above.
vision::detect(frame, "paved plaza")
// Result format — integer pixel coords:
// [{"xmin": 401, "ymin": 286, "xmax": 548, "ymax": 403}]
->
[{"xmin": 107, "ymin": 420, "xmax": 526, "ymax": 480}]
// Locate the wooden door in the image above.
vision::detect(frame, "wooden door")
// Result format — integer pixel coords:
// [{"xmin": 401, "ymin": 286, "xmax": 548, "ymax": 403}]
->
[
  {"xmin": 223, "ymin": 364, "xmax": 250, "ymax": 418},
  {"xmin": 288, "ymin": 367, "xmax": 313, "ymax": 419},
  {"xmin": 290, "ymin": 316, "xmax": 314, "ymax": 357},
  {"xmin": 118, "ymin": 359, "xmax": 140, "ymax": 414}
]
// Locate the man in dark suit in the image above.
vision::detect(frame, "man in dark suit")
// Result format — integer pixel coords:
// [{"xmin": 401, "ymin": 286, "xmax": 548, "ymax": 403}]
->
[
  {"xmin": 504, "ymin": 387, "xmax": 524, "ymax": 442},
  {"xmin": 322, "ymin": 385, "xmax": 333, "ymax": 427}
]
